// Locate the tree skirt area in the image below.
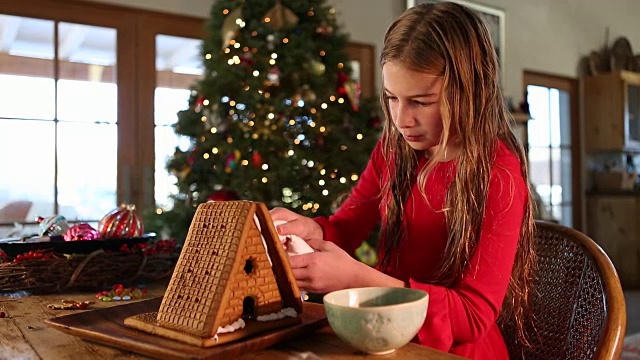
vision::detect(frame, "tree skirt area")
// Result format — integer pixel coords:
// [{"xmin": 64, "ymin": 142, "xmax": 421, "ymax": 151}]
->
[{"xmin": 623, "ymin": 333, "xmax": 640, "ymax": 360}]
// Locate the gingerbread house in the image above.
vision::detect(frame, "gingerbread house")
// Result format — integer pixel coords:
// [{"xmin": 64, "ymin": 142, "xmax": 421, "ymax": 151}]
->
[{"xmin": 124, "ymin": 200, "xmax": 303, "ymax": 347}]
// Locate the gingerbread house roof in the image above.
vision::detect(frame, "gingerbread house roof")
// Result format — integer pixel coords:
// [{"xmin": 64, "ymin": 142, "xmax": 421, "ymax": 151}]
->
[{"xmin": 155, "ymin": 200, "xmax": 302, "ymax": 338}]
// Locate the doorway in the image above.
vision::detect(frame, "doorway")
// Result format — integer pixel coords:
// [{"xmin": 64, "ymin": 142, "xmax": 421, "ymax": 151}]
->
[
  {"xmin": 523, "ymin": 71, "xmax": 581, "ymax": 230},
  {"xmin": 242, "ymin": 296, "xmax": 256, "ymax": 320}
]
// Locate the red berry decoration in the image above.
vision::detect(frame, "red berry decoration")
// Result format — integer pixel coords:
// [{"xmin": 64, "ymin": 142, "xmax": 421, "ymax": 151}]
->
[
  {"xmin": 98, "ymin": 204, "xmax": 144, "ymax": 239},
  {"xmin": 12, "ymin": 249, "xmax": 55, "ymax": 263}
]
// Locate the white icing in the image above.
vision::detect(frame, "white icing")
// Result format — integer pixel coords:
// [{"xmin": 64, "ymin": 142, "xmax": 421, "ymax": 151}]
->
[
  {"xmin": 253, "ymin": 215, "xmax": 273, "ymax": 266},
  {"xmin": 256, "ymin": 307, "xmax": 298, "ymax": 322},
  {"xmin": 272, "ymin": 220, "xmax": 313, "ymax": 301},
  {"xmin": 210, "ymin": 309, "xmax": 298, "ymax": 342},
  {"xmin": 272, "ymin": 220, "xmax": 314, "ymax": 256},
  {"xmin": 216, "ymin": 317, "xmax": 246, "ymax": 335}
]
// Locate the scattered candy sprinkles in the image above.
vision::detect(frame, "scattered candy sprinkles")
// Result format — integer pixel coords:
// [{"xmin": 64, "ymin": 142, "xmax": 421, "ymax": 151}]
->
[{"xmin": 95, "ymin": 284, "xmax": 147, "ymax": 302}]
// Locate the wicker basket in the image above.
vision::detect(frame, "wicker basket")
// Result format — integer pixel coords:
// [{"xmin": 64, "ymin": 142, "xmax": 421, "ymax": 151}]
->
[{"xmin": 0, "ymin": 249, "xmax": 178, "ymax": 294}]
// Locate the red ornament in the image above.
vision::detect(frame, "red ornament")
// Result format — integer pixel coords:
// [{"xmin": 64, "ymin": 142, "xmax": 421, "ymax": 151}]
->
[
  {"xmin": 195, "ymin": 96, "xmax": 205, "ymax": 112},
  {"xmin": 98, "ymin": 204, "xmax": 144, "ymax": 239},
  {"xmin": 337, "ymin": 71, "xmax": 349, "ymax": 84},
  {"xmin": 239, "ymin": 52, "xmax": 255, "ymax": 66},
  {"xmin": 64, "ymin": 223, "xmax": 100, "ymax": 241},
  {"xmin": 252, "ymin": 151, "xmax": 263, "ymax": 168},
  {"xmin": 187, "ymin": 146, "xmax": 199, "ymax": 167},
  {"xmin": 265, "ymin": 66, "xmax": 281, "ymax": 86},
  {"xmin": 369, "ymin": 116, "xmax": 383, "ymax": 129},
  {"xmin": 336, "ymin": 71, "xmax": 360, "ymax": 111},
  {"xmin": 207, "ymin": 190, "xmax": 240, "ymax": 202}
]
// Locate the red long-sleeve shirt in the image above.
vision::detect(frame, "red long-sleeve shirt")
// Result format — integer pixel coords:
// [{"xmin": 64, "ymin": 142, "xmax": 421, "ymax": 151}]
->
[{"xmin": 315, "ymin": 139, "xmax": 526, "ymax": 359}]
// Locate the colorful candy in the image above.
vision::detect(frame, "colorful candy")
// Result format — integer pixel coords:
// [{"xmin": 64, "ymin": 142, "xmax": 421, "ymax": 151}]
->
[{"xmin": 95, "ymin": 284, "xmax": 146, "ymax": 302}]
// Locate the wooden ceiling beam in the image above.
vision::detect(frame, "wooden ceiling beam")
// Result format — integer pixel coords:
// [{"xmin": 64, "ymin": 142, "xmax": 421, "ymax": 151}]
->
[
  {"xmin": 0, "ymin": 15, "xmax": 22, "ymax": 53},
  {"xmin": 58, "ymin": 23, "xmax": 87, "ymax": 60}
]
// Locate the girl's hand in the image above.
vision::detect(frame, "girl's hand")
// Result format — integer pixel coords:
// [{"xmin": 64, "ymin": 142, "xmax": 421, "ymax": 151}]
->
[
  {"xmin": 288, "ymin": 238, "xmax": 363, "ymax": 294},
  {"xmin": 269, "ymin": 207, "xmax": 323, "ymax": 240}
]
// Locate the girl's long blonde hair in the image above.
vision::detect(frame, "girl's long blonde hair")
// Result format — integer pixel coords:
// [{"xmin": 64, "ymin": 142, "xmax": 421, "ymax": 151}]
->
[{"xmin": 378, "ymin": 2, "xmax": 535, "ymax": 346}]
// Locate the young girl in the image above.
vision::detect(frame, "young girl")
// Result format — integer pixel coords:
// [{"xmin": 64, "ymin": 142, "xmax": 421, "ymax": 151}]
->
[{"xmin": 270, "ymin": 2, "xmax": 535, "ymax": 358}]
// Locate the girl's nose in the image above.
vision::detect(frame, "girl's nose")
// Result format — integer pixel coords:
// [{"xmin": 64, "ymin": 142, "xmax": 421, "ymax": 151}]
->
[{"xmin": 394, "ymin": 102, "xmax": 415, "ymax": 128}]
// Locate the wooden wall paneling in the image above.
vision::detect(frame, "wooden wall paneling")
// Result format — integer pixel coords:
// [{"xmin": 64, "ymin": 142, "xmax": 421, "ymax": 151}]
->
[
  {"xmin": 586, "ymin": 195, "xmax": 640, "ymax": 287},
  {"xmin": 583, "ymin": 73, "xmax": 626, "ymax": 152}
]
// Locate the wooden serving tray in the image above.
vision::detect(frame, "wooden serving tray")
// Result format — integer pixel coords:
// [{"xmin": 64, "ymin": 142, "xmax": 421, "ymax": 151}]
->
[{"xmin": 45, "ymin": 297, "xmax": 328, "ymax": 360}]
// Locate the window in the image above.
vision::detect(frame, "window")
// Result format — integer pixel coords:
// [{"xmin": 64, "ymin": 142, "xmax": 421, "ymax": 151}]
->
[
  {"xmin": 153, "ymin": 35, "xmax": 204, "ymax": 210},
  {"xmin": 527, "ymin": 86, "xmax": 572, "ymax": 225},
  {"xmin": 524, "ymin": 72, "xmax": 581, "ymax": 229},
  {"xmin": 0, "ymin": 1, "xmax": 205, "ymax": 236}
]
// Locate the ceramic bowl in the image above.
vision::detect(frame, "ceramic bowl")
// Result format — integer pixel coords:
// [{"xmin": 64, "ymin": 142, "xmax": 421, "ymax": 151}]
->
[{"xmin": 323, "ymin": 287, "xmax": 429, "ymax": 355}]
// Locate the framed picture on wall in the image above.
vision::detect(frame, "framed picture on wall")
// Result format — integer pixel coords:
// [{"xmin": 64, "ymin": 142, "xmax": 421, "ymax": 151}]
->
[
  {"xmin": 406, "ymin": 0, "xmax": 505, "ymax": 78},
  {"xmin": 345, "ymin": 42, "xmax": 376, "ymax": 99}
]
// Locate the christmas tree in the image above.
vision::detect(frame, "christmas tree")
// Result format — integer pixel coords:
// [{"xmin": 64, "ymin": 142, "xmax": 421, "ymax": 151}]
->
[{"xmin": 147, "ymin": 0, "xmax": 382, "ymax": 243}]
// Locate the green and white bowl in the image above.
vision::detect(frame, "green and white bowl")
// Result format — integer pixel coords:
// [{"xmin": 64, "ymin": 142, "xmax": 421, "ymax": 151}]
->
[{"xmin": 323, "ymin": 287, "xmax": 429, "ymax": 355}]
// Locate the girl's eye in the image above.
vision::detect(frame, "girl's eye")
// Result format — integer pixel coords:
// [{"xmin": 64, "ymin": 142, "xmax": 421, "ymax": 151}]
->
[
  {"xmin": 385, "ymin": 95, "xmax": 398, "ymax": 102},
  {"xmin": 413, "ymin": 100, "xmax": 431, "ymax": 106}
]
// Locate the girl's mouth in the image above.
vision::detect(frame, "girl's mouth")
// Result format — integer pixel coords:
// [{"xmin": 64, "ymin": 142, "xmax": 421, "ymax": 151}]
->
[{"xmin": 403, "ymin": 134, "xmax": 424, "ymax": 142}]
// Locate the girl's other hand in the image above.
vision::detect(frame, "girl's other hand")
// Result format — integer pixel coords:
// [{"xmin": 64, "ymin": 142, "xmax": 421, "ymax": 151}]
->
[
  {"xmin": 269, "ymin": 207, "xmax": 323, "ymax": 240},
  {"xmin": 288, "ymin": 238, "xmax": 362, "ymax": 294}
]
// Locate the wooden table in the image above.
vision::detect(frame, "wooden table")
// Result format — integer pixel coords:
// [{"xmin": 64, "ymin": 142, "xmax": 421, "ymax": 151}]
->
[{"xmin": 0, "ymin": 284, "xmax": 463, "ymax": 360}]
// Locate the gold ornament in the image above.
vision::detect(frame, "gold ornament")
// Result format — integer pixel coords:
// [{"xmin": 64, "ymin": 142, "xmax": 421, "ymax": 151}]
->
[
  {"xmin": 221, "ymin": 6, "xmax": 243, "ymax": 49},
  {"xmin": 301, "ymin": 85, "xmax": 317, "ymax": 103},
  {"xmin": 291, "ymin": 86, "xmax": 317, "ymax": 104},
  {"xmin": 307, "ymin": 60, "xmax": 326, "ymax": 76},
  {"xmin": 263, "ymin": 0, "xmax": 299, "ymax": 30},
  {"xmin": 203, "ymin": 104, "xmax": 222, "ymax": 131},
  {"xmin": 171, "ymin": 166, "xmax": 191, "ymax": 181},
  {"xmin": 291, "ymin": 88, "xmax": 302, "ymax": 104},
  {"xmin": 315, "ymin": 22, "xmax": 333, "ymax": 36}
]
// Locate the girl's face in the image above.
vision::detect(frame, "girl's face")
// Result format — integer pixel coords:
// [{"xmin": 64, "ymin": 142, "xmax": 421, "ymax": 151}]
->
[{"xmin": 382, "ymin": 61, "xmax": 443, "ymax": 152}]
